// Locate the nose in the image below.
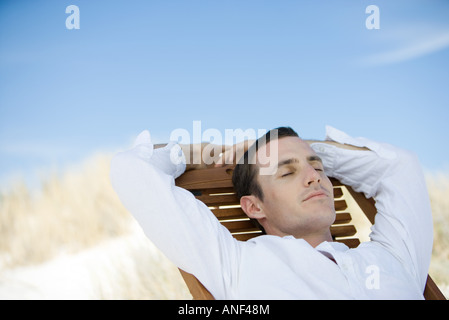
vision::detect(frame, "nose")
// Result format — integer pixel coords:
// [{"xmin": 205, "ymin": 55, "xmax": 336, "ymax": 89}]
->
[{"xmin": 305, "ymin": 164, "xmax": 321, "ymax": 186}]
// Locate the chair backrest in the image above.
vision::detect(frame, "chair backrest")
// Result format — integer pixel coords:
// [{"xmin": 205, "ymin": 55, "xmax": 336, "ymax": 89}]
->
[{"xmin": 175, "ymin": 164, "xmax": 446, "ymax": 300}]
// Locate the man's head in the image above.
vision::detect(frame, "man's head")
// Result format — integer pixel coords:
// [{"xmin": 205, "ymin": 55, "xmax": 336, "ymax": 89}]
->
[{"xmin": 232, "ymin": 127, "xmax": 335, "ymax": 243}]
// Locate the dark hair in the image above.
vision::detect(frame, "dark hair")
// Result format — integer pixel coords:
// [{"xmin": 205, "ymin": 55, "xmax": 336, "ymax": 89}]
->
[{"xmin": 232, "ymin": 127, "xmax": 299, "ymax": 201}]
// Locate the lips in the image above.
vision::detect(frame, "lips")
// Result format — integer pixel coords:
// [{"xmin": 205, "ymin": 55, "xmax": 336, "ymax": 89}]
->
[{"xmin": 303, "ymin": 190, "xmax": 328, "ymax": 202}]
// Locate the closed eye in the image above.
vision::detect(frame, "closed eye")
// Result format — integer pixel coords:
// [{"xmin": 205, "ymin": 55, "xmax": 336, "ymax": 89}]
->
[{"xmin": 281, "ymin": 172, "xmax": 293, "ymax": 178}]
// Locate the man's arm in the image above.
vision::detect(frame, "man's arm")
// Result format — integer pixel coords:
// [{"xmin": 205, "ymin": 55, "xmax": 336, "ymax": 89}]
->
[
  {"xmin": 305, "ymin": 139, "xmax": 369, "ymax": 151},
  {"xmin": 310, "ymin": 126, "xmax": 433, "ymax": 291},
  {"xmin": 110, "ymin": 132, "xmax": 240, "ymax": 299}
]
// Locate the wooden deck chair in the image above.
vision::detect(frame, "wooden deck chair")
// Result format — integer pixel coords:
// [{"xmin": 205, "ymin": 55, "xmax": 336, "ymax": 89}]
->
[{"xmin": 175, "ymin": 164, "xmax": 446, "ymax": 300}]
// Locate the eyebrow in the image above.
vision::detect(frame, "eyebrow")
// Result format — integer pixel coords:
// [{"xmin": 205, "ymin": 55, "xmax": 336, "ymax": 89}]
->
[
  {"xmin": 277, "ymin": 156, "xmax": 323, "ymax": 168},
  {"xmin": 308, "ymin": 155, "xmax": 323, "ymax": 164}
]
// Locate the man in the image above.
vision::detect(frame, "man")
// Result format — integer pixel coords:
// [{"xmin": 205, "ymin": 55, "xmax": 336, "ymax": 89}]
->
[{"xmin": 110, "ymin": 126, "xmax": 433, "ymax": 299}]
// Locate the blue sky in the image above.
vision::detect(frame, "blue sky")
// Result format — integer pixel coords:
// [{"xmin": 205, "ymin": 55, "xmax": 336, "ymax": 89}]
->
[{"xmin": 1, "ymin": 0, "xmax": 449, "ymax": 189}]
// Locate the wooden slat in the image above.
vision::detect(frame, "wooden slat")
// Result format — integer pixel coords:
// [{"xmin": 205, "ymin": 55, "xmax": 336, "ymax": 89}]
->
[
  {"xmin": 330, "ymin": 225, "xmax": 357, "ymax": 237},
  {"xmin": 333, "ymin": 187, "xmax": 343, "ymax": 198},
  {"xmin": 221, "ymin": 219, "xmax": 255, "ymax": 232},
  {"xmin": 196, "ymin": 193, "xmax": 240, "ymax": 206},
  {"xmin": 191, "ymin": 187, "xmax": 240, "ymax": 206},
  {"xmin": 175, "ymin": 166, "xmax": 235, "ymax": 189},
  {"xmin": 233, "ymin": 232, "xmax": 263, "ymax": 241},
  {"xmin": 346, "ymin": 185, "xmax": 377, "ymax": 225},
  {"xmin": 196, "ymin": 187, "xmax": 236, "ymax": 195},
  {"xmin": 211, "ymin": 207, "xmax": 246, "ymax": 219},
  {"xmin": 424, "ymin": 275, "xmax": 447, "ymax": 300},
  {"xmin": 334, "ymin": 200, "xmax": 347, "ymax": 211},
  {"xmin": 333, "ymin": 212, "xmax": 352, "ymax": 225}
]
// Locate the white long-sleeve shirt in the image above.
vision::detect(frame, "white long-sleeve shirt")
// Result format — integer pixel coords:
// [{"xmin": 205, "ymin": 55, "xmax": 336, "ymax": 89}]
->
[{"xmin": 110, "ymin": 126, "xmax": 433, "ymax": 299}]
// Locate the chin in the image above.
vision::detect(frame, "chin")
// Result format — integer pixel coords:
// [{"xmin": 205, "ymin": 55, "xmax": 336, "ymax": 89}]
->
[{"xmin": 312, "ymin": 208, "xmax": 336, "ymax": 227}]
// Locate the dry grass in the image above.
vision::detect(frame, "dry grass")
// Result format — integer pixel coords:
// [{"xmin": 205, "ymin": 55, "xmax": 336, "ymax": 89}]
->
[
  {"xmin": 0, "ymin": 154, "xmax": 132, "ymax": 268},
  {"xmin": 0, "ymin": 153, "xmax": 447, "ymax": 298},
  {"xmin": 426, "ymin": 171, "xmax": 449, "ymax": 296}
]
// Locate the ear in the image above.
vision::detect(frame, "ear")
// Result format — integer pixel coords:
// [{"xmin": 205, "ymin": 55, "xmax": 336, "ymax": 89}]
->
[{"xmin": 240, "ymin": 195, "xmax": 265, "ymax": 220}]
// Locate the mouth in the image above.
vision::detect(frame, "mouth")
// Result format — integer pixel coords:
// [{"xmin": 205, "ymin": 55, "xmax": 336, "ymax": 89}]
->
[{"xmin": 303, "ymin": 190, "xmax": 328, "ymax": 202}]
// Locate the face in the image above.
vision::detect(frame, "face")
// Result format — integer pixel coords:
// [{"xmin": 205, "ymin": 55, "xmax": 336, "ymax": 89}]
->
[{"xmin": 246, "ymin": 136, "xmax": 335, "ymax": 239}]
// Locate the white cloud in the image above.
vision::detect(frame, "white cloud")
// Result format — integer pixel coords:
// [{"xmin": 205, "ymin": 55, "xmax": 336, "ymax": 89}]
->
[{"xmin": 361, "ymin": 29, "xmax": 449, "ymax": 66}]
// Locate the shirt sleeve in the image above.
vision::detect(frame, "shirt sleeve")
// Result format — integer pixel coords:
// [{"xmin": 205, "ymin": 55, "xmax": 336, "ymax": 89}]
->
[
  {"xmin": 311, "ymin": 126, "xmax": 433, "ymax": 291},
  {"xmin": 109, "ymin": 131, "xmax": 240, "ymax": 299}
]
